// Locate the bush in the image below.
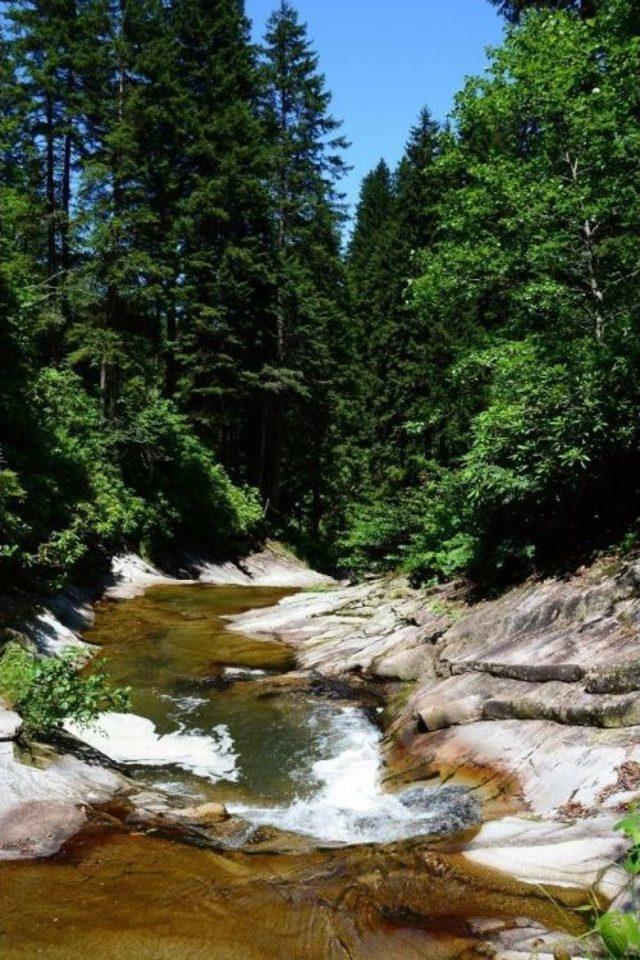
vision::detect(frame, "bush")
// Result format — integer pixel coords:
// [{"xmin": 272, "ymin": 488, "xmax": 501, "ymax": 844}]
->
[
  {"xmin": 592, "ymin": 807, "xmax": 640, "ymax": 958},
  {"xmin": 0, "ymin": 642, "xmax": 130, "ymax": 737},
  {"xmin": 343, "ymin": 335, "xmax": 640, "ymax": 587},
  {"xmin": 1, "ymin": 367, "xmax": 261, "ymax": 592}
]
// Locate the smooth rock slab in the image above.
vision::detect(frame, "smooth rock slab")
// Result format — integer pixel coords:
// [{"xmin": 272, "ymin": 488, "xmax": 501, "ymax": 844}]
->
[
  {"xmin": 228, "ymin": 578, "xmax": 450, "ymax": 680},
  {"xmin": 462, "ymin": 815, "xmax": 627, "ymax": 900},
  {"xmin": 388, "ymin": 717, "xmax": 640, "ymax": 818},
  {"xmin": 197, "ymin": 548, "xmax": 334, "ymax": 588},
  {"xmin": 407, "ymin": 673, "xmax": 640, "ymax": 730},
  {"xmin": 0, "ymin": 707, "xmax": 22, "ymax": 740},
  {"xmin": 440, "ymin": 560, "xmax": 640, "ymax": 683},
  {"xmin": 0, "ymin": 740, "xmax": 122, "ymax": 859}
]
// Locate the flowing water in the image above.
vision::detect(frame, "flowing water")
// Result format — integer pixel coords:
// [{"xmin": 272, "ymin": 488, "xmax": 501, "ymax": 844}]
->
[{"xmin": 0, "ymin": 583, "xmax": 588, "ymax": 958}]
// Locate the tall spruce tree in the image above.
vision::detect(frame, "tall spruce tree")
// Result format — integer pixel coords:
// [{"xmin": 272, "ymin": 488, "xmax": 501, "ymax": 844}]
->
[
  {"xmin": 259, "ymin": 0, "xmax": 348, "ymax": 532},
  {"xmin": 173, "ymin": 0, "xmax": 275, "ymax": 483},
  {"xmin": 5, "ymin": 0, "xmax": 91, "ymax": 355},
  {"xmin": 347, "ymin": 111, "xmax": 442, "ymax": 480}
]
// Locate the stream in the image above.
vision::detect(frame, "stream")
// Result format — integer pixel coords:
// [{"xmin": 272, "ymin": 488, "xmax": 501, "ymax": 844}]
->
[{"xmin": 0, "ymin": 583, "xmax": 588, "ymax": 959}]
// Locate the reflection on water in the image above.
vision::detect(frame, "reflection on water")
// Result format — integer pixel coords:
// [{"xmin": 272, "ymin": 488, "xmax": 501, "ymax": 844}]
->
[
  {"xmin": 0, "ymin": 826, "xmax": 589, "ymax": 960},
  {"xmin": 0, "ymin": 583, "xmax": 589, "ymax": 959},
  {"xmin": 82, "ymin": 584, "xmax": 332, "ymax": 806}
]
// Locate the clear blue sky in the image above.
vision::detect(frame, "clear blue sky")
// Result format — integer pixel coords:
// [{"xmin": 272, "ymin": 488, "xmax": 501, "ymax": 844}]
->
[{"xmin": 246, "ymin": 0, "xmax": 505, "ymax": 218}]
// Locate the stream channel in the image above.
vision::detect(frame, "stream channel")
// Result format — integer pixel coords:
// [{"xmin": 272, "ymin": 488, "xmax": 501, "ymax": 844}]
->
[{"xmin": 0, "ymin": 583, "xmax": 587, "ymax": 959}]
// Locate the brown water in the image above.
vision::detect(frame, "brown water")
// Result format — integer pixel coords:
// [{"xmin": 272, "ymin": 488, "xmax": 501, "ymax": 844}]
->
[
  {"xmin": 0, "ymin": 584, "xmax": 589, "ymax": 958},
  {"xmin": 77, "ymin": 584, "xmax": 329, "ymax": 806}
]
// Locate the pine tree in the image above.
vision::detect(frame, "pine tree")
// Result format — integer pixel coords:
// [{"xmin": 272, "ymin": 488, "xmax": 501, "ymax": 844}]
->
[
  {"xmin": 259, "ymin": 0, "xmax": 348, "ymax": 528},
  {"xmin": 347, "ymin": 110, "xmax": 443, "ymax": 483},
  {"xmin": 172, "ymin": 0, "xmax": 275, "ymax": 482},
  {"xmin": 4, "ymin": 0, "xmax": 91, "ymax": 355}
]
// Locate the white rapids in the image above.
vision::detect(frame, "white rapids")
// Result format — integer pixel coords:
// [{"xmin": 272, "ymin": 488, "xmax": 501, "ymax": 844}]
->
[
  {"xmin": 230, "ymin": 706, "xmax": 474, "ymax": 845},
  {"xmin": 65, "ymin": 712, "xmax": 239, "ymax": 784}
]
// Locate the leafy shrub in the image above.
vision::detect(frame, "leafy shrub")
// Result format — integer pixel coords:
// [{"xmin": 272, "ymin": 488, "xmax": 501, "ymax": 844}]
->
[
  {"xmin": 342, "ymin": 334, "xmax": 640, "ymax": 586},
  {"xmin": 112, "ymin": 381, "xmax": 261, "ymax": 553},
  {"xmin": 0, "ymin": 642, "xmax": 129, "ymax": 736},
  {"xmin": 1, "ymin": 366, "xmax": 261, "ymax": 591},
  {"xmin": 593, "ymin": 807, "xmax": 640, "ymax": 958},
  {"xmin": 0, "ymin": 643, "xmax": 35, "ymax": 705}
]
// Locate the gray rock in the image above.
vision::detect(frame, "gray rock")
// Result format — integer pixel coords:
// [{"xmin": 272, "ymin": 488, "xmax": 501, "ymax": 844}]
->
[
  {"xmin": 398, "ymin": 784, "xmax": 481, "ymax": 833},
  {"xmin": 0, "ymin": 739, "xmax": 122, "ymax": 860},
  {"xmin": 0, "ymin": 800, "xmax": 86, "ymax": 859},
  {"xmin": 0, "ymin": 706, "xmax": 22, "ymax": 740}
]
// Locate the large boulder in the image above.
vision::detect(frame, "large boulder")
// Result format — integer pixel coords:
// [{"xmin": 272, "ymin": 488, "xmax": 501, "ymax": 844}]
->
[{"xmin": 0, "ymin": 740, "xmax": 122, "ymax": 860}]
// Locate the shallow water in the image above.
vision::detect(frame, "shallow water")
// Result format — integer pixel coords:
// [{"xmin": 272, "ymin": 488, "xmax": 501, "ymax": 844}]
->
[{"xmin": 0, "ymin": 583, "xmax": 588, "ymax": 958}]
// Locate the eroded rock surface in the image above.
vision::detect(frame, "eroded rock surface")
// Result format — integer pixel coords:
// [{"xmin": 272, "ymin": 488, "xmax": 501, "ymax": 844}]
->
[
  {"xmin": 224, "ymin": 562, "xmax": 640, "ymax": 955},
  {"xmin": 0, "ymin": 740, "xmax": 121, "ymax": 859},
  {"xmin": 228, "ymin": 559, "xmax": 640, "ymax": 825}
]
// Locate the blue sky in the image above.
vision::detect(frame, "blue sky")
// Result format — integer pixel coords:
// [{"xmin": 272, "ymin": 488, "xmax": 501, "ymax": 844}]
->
[{"xmin": 246, "ymin": 0, "xmax": 504, "ymax": 218}]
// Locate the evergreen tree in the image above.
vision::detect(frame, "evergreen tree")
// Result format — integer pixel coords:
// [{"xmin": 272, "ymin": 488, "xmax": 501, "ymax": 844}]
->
[
  {"xmin": 259, "ymin": 0, "xmax": 348, "ymax": 532},
  {"xmin": 4, "ymin": 0, "xmax": 91, "ymax": 354},
  {"xmin": 173, "ymin": 0, "xmax": 275, "ymax": 483},
  {"xmin": 346, "ymin": 111, "xmax": 443, "ymax": 490}
]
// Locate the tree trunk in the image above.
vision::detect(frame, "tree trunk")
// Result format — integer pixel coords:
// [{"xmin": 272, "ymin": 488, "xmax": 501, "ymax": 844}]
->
[
  {"xmin": 564, "ymin": 152, "xmax": 605, "ymax": 340},
  {"xmin": 100, "ymin": 357, "xmax": 108, "ymax": 424},
  {"xmin": 61, "ymin": 129, "xmax": 71, "ymax": 277},
  {"xmin": 45, "ymin": 92, "xmax": 57, "ymax": 284},
  {"xmin": 165, "ymin": 305, "xmax": 177, "ymax": 396}
]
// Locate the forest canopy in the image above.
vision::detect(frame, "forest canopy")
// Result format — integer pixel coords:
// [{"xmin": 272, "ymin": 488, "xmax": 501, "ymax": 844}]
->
[{"xmin": 1, "ymin": 0, "xmax": 639, "ymax": 592}]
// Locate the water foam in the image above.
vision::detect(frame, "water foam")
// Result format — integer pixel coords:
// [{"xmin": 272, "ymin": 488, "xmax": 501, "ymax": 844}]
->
[
  {"xmin": 65, "ymin": 712, "xmax": 238, "ymax": 783},
  {"xmin": 230, "ymin": 706, "xmax": 472, "ymax": 844}
]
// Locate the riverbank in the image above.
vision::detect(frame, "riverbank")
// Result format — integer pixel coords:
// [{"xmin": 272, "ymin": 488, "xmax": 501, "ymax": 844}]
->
[
  {"xmin": 0, "ymin": 546, "xmax": 331, "ymax": 861},
  {"xmin": 1, "ymin": 549, "xmax": 638, "ymax": 957},
  {"xmin": 227, "ymin": 557, "xmax": 640, "ymax": 948}
]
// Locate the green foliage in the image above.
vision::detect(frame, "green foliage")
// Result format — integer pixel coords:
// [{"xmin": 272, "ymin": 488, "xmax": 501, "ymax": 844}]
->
[
  {"xmin": 595, "ymin": 913, "xmax": 640, "ymax": 959},
  {"xmin": 0, "ymin": 643, "xmax": 129, "ymax": 737},
  {"xmin": 0, "ymin": 0, "xmax": 347, "ymax": 594},
  {"xmin": 1, "ymin": 362, "xmax": 260, "ymax": 590},
  {"xmin": 489, "ymin": 0, "xmax": 598, "ymax": 23},
  {"xmin": 0, "ymin": 643, "xmax": 35, "ymax": 705},
  {"xmin": 341, "ymin": 0, "xmax": 640, "ymax": 586},
  {"xmin": 591, "ymin": 807, "xmax": 640, "ymax": 958}
]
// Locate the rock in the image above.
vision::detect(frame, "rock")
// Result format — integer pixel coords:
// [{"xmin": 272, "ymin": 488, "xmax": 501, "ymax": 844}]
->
[
  {"xmin": 194, "ymin": 542, "xmax": 334, "ymax": 588},
  {"xmin": 175, "ymin": 801, "xmax": 230, "ymax": 825},
  {"xmin": 228, "ymin": 577, "xmax": 453, "ymax": 680},
  {"xmin": 0, "ymin": 706, "xmax": 22, "ymax": 740},
  {"xmin": 107, "ymin": 554, "xmax": 182, "ymax": 600},
  {"xmin": 388, "ymin": 716, "xmax": 640, "ymax": 818},
  {"xmin": 0, "ymin": 740, "xmax": 122, "ymax": 859},
  {"xmin": 0, "ymin": 800, "xmax": 87, "ymax": 860},
  {"xmin": 398, "ymin": 784, "xmax": 482, "ymax": 834},
  {"xmin": 28, "ymin": 608, "xmax": 90, "ymax": 657},
  {"xmin": 107, "ymin": 546, "xmax": 333, "ymax": 600},
  {"xmin": 406, "ymin": 673, "xmax": 640, "ymax": 731},
  {"xmin": 461, "ymin": 815, "xmax": 628, "ymax": 902},
  {"xmin": 440, "ymin": 559, "xmax": 640, "ymax": 685}
]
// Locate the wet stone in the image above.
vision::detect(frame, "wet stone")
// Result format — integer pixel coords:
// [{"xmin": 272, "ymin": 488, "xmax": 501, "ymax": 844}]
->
[{"xmin": 398, "ymin": 785, "xmax": 482, "ymax": 833}]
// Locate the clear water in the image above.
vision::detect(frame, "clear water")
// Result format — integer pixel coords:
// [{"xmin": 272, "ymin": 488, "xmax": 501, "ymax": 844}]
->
[
  {"xmin": 0, "ymin": 584, "xmax": 586, "ymax": 960},
  {"xmin": 74, "ymin": 583, "xmax": 476, "ymax": 844}
]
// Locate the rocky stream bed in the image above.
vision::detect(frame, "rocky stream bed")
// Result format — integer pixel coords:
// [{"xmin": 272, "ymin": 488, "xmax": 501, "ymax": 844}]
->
[{"xmin": 1, "ymin": 548, "xmax": 639, "ymax": 958}]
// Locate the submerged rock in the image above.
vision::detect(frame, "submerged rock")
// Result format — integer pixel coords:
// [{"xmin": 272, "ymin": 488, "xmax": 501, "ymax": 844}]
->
[
  {"xmin": 398, "ymin": 785, "xmax": 481, "ymax": 835},
  {"xmin": 176, "ymin": 801, "xmax": 230, "ymax": 825}
]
